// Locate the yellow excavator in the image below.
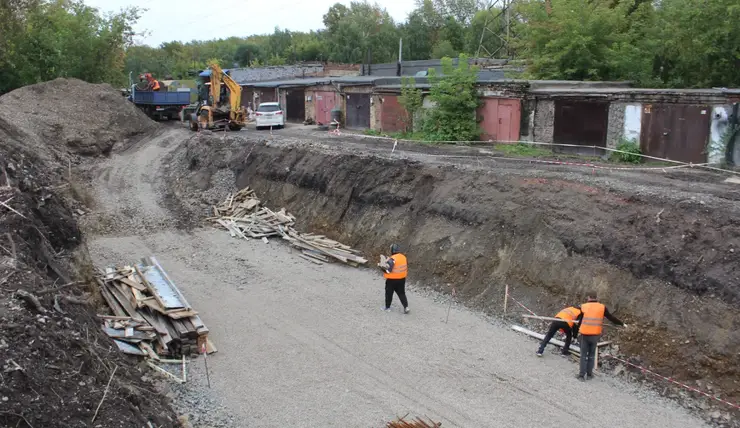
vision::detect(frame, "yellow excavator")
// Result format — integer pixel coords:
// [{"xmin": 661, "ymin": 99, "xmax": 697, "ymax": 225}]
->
[{"xmin": 190, "ymin": 63, "xmax": 247, "ymax": 131}]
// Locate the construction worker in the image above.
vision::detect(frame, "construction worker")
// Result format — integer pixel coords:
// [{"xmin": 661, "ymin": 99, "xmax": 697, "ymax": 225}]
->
[
  {"xmin": 381, "ymin": 244, "xmax": 409, "ymax": 314},
  {"xmin": 536, "ymin": 305, "xmax": 581, "ymax": 357},
  {"xmin": 575, "ymin": 292, "xmax": 627, "ymax": 381}
]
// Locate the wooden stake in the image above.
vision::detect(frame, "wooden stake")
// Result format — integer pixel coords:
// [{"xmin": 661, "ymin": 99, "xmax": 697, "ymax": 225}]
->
[
  {"xmin": 91, "ymin": 365, "xmax": 118, "ymax": 423},
  {"xmin": 503, "ymin": 284, "xmax": 509, "ymax": 318},
  {"xmin": 182, "ymin": 355, "xmax": 187, "ymax": 383}
]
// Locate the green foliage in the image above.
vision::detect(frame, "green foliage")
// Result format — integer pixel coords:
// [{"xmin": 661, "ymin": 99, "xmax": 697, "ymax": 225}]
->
[
  {"xmin": 398, "ymin": 77, "xmax": 424, "ymax": 132},
  {"xmin": 432, "ymin": 41, "xmax": 457, "ymax": 59},
  {"xmin": 612, "ymin": 139, "xmax": 642, "ymax": 163},
  {"xmin": 496, "ymin": 143, "xmax": 552, "ymax": 157},
  {"xmin": 0, "ymin": 0, "xmax": 140, "ymax": 94},
  {"xmin": 421, "ymin": 54, "xmax": 481, "ymax": 142}
]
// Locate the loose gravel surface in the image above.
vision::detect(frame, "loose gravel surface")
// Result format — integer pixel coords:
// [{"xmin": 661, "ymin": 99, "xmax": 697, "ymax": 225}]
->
[{"xmin": 83, "ymin": 126, "xmax": 713, "ymax": 428}]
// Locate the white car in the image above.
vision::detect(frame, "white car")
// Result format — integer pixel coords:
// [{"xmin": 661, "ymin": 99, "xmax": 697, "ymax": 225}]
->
[{"xmin": 255, "ymin": 102, "xmax": 285, "ymax": 129}]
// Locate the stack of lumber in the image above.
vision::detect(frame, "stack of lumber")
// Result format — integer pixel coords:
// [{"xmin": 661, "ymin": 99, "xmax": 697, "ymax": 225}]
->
[
  {"xmin": 96, "ymin": 256, "xmax": 216, "ymax": 359},
  {"xmin": 210, "ymin": 187, "xmax": 368, "ymax": 267}
]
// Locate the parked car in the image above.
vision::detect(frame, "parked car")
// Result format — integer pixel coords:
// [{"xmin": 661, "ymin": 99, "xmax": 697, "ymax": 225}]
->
[{"xmin": 255, "ymin": 102, "xmax": 285, "ymax": 129}]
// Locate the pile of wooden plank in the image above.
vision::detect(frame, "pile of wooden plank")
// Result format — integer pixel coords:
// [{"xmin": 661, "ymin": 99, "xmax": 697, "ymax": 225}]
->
[
  {"xmin": 96, "ymin": 256, "xmax": 216, "ymax": 359},
  {"xmin": 210, "ymin": 187, "xmax": 368, "ymax": 267}
]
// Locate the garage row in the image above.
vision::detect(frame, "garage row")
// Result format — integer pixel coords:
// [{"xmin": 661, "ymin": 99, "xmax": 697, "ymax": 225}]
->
[{"xmin": 240, "ymin": 76, "xmax": 740, "ymax": 165}]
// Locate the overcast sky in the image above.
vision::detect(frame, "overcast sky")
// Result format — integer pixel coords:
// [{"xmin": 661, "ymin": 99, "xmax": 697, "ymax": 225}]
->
[{"xmin": 83, "ymin": 0, "xmax": 417, "ymax": 47}]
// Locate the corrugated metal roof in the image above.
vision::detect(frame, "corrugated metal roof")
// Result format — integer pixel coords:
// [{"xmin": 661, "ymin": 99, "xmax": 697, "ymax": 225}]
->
[
  {"xmin": 198, "ymin": 68, "xmax": 230, "ymax": 77},
  {"xmin": 247, "ymin": 77, "xmax": 332, "ymax": 88}
]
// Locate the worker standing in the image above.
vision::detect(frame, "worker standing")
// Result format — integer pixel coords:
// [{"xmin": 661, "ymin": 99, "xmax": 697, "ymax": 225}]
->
[
  {"xmin": 381, "ymin": 244, "xmax": 409, "ymax": 314},
  {"xmin": 536, "ymin": 305, "xmax": 581, "ymax": 357},
  {"xmin": 575, "ymin": 292, "xmax": 627, "ymax": 381}
]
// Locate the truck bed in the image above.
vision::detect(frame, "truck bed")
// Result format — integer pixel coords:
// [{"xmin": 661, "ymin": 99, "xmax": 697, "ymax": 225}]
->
[{"xmin": 132, "ymin": 90, "xmax": 191, "ymax": 105}]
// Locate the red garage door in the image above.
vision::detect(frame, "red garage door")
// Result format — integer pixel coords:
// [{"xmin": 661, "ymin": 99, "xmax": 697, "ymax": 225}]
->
[
  {"xmin": 478, "ymin": 98, "xmax": 521, "ymax": 142},
  {"xmin": 380, "ymin": 95, "xmax": 409, "ymax": 132},
  {"xmin": 315, "ymin": 91, "xmax": 338, "ymax": 125}
]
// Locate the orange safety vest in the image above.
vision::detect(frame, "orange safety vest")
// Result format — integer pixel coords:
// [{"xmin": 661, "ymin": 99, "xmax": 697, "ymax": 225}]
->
[
  {"xmin": 152, "ymin": 80, "xmax": 160, "ymax": 91},
  {"xmin": 580, "ymin": 302, "xmax": 605, "ymax": 336},
  {"xmin": 555, "ymin": 306, "xmax": 581, "ymax": 328},
  {"xmin": 383, "ymin": 253, "xmax": 408, "ymax": 279}
]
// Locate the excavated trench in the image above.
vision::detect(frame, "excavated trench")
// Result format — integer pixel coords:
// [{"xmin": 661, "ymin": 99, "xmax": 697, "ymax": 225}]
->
[
  {"xmin": 250, "ymin": 146, "xmax": 740, "ymax": 395},
  {"xmin": 166, "ymin": 133, "xmax": 740, "ymax": 417}
]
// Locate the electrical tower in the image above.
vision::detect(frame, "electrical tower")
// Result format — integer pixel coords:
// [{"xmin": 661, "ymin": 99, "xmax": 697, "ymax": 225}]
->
[{"xmin": 475, "ymin": 0, "xmax": 517, "ymax": 59}]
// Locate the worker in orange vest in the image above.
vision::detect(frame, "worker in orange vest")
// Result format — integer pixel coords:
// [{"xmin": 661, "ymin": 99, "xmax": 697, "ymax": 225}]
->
[
  {"xmin": 575, "ymin": 292, "xmax": 627, "ymax": 381},
  {"xmin": 536, "ymin": 305, "xmax": 581, "ymax": 357},
  {"xmin": 381, "ymin": 244, "xmax": 409, "ymax": 314}
]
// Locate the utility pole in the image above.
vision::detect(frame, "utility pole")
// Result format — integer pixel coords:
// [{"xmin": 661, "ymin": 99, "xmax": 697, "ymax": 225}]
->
[
  {"xmin": 397, "ymin": 38, "xmax": 403, "ymax": 76},
  {"xmin": 475, "ymin": 0, "xmax": 518, "ymax": 59}
]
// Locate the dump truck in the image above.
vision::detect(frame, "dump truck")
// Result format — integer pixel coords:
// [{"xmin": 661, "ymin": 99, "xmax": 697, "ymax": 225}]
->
[{"xmin": 127, "ymin": 72, "xmax": 192, "ymax": 121}]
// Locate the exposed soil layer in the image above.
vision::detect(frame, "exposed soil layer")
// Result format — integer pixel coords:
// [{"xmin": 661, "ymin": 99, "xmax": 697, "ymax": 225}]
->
[
  {"xmin": 164, "ymin": 131, "xmax": 740, "ymax": 422},
  {"xmin": 0, "ymin": 79, "xmax": 177, "ymax": 427}
]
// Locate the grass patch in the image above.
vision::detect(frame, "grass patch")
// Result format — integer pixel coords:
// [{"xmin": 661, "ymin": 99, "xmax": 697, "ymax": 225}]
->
[{"xmin": 494, "ymin": 143, "xmax": 552, "ymax": 158}]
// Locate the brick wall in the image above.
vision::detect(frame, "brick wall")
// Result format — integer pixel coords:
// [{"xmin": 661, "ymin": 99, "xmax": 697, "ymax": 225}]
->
[
  {"xmin": 533, "ymin": 99, "xmax": 555, "ymax": 143},
  {"xmin": 379, "ymin": 95, "xmax": 409, "ymax": 132},
  {"xmin": 606, "ymin": 102, "xmax": 627, "ymax": 149},
  {"xmin": 231, "ymin": 65, "xmax": 324, "ymax": 84}
]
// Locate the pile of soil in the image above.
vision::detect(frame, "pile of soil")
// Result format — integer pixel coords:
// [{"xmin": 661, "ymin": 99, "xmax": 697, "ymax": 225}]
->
[
  {"xmin": 163, "ymin": 133, "xmax": 740, "ymax": 424},
  {"xmin": 0, "ymin": 78, "xmax": 157, "ymax": 158},
  {"xmin": 0, "ymin": 79, "xmax": 178, "ymax": 427}
]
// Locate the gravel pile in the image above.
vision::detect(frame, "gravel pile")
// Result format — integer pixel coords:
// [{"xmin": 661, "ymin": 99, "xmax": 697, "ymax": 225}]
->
[{"xmin": 0, "ymin": 78, "xmax": 157, "ymax": 158}]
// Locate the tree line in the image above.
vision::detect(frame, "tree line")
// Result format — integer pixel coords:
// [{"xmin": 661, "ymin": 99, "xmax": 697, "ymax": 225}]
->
[{"xmin": 1, "ymin": 0, "xmax": 738, "ymax": 95}]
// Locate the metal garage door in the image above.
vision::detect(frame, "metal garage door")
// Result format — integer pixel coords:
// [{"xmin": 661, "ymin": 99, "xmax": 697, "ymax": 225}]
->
[
  {"xmin": 640, "ymin": 104, "xmax": 711, "ymax": 163},
  {"xmin": 345, "ymin": 93, "xmax": 371, "ymax": 129},
  {"xmin": 285, "ymin": 89, "xmax": 305, "ymax": 122},
  {"xmin": 478, "ymin": 98, "xmax": 521, "ymax": 142},
  {"xmin": 315, "ymin": 91, "xmax": 337, "ymax": 125},
  {"xmin": 553, "ymin": 100, "xmax": 609, "ymax": 156}
]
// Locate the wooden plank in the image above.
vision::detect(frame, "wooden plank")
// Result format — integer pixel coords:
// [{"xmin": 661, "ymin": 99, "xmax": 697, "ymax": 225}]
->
[
  {"xmin": 139, "ymin": 342, "xmax": 160, "ymax": 361},
  {"xmin": 106, "ymin": 283, "xmax": 140, "ymax": 318},
  {"xmin": 205, "ymin": 337, "xmax": 218, "ymax": 354},
  {"xmin": 142, "ymin": 297, "xmax": 168, "ymax": 315},
  {"xmin": 114, "ymin": 339, "xmax": 147, "ymax": 356},
  {"xmin": 170, "ymin": 319, "xmax": 189, "ymax": 338},
  {"xmin": 138, "ymin": 307, "xmax": 173, "ymax": 345},
  {"xmin": 166, "ymin": 309, "xmax": 199, "ymax": 320},
  {"xmin": 98, "ymin": 286, "xmax": 128, "ymax": 317},
  {"xmin": 119, "ymin": 277, "xmax": 147, "ymax": 291},
  {"xmin": 511, "ymin": 325, "xmax": 582, "ymax": 355},
  {"xmin": 299, "ymin": 254, "xmax": 324, "ymax": 265}
]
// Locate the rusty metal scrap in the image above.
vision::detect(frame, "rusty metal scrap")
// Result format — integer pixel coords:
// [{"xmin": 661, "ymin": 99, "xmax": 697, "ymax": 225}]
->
[{"xmin": 387, "ymin": 415, "xmax": 442, "ymax": 428}]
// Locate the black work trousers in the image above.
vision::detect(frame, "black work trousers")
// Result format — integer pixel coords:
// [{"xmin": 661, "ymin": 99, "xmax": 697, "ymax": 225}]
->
[
  {"xmin": 537, "ymin": 321, "xmax": 574, "ymax": 354},
  {"xmin": 385, "ymin": 278, "xmax": 408, "ymax": 309},
  {"xmin": 579, "ymin": 334, "xmax": 600, "ymax": 377}
]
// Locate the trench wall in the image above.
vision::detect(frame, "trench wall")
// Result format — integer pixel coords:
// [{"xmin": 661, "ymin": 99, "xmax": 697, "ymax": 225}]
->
[{"xmin": 230, "ymin": 145, "xmax": 740, "ymax": 398}]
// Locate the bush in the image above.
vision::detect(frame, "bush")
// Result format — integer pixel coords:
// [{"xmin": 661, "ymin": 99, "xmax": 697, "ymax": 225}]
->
[{"xmin": 612, "ymin": 139, "xmax": 642, "ymax": 163}]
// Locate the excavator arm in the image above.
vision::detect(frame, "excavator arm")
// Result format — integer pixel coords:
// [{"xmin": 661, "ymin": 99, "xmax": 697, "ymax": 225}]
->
[{"xmin": 208, "ymin": 63, "xmax": 243, "ymax": 120}]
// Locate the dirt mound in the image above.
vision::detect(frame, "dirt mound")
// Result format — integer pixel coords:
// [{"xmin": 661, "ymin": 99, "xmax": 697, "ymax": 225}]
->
[
  {"xmin": 0, "ymin": 78, "xmax": 157, "ymax": 157},
  {"xmin": 163, "ymin": 134, "xmax": 740, "ymax": 423},
  {"xmin": 0, "ymin": 80, "xmax": 177, "ymax": 427}
]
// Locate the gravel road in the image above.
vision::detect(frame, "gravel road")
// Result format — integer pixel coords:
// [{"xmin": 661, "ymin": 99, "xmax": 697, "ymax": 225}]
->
[{"xmin": 84, "ymin": 126, "xmax": 711, "ymax": 428}]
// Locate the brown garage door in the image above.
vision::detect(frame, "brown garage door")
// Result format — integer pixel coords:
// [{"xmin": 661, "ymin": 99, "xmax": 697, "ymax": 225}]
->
[
  {"xmin": 285, "ymin": 89, "xmax": 305, "ymax": 122},
  {"xmin": 553, "ymin": 100, "xmax": 609, "ymax": 155},
  {"xmin": 640, "ymin": 104, "xmax": 711, "ymax": 163},
  {"xmin": 345, "ymin": 93, "xmax": 371, "ymax": 129}
]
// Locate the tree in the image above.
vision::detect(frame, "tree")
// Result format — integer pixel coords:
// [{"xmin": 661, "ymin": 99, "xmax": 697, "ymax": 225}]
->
[
  {"xmin": 323, "ymin": 1, "xmax": 399, "ymax": 63},
  {"xmin": 432, "ymin": 40, "xmax": 457, "ymax": 59},
  {"xmin": 234, "ymin": 43, "xmax": 262, "ymax": 66},
  {"xmin": 514, "ymin": 0, "xmax": 655, "ymax": 83},
  {"xmin": 422, "ymin": 54, "xmax": 481, "ymax": 141},
  {"xmin": 398, "ymin": 77, "xmax": 424, "ymax": 132},
  {"xmin": 1, "ymin": 0, "xmax": 141, "ymax": 94}
]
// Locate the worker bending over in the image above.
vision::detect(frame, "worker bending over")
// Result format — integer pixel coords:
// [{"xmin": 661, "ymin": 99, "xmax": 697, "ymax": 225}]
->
[
  {"xmin": 536, "ymin": 305, "xmax": 581, "ymax": 357},
  {"xmin": 575, "ymin": 292, "xmax": 627, "ymax": 381},
  {"xmin": 381, "ymin": 244, "xmax": 410, "ymax": 314}
]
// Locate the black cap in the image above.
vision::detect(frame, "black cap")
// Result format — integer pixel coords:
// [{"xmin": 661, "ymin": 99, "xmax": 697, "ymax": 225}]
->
[{"xmin": 390, "ymin": 243, "xmax": 401, "ymax": 254}]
